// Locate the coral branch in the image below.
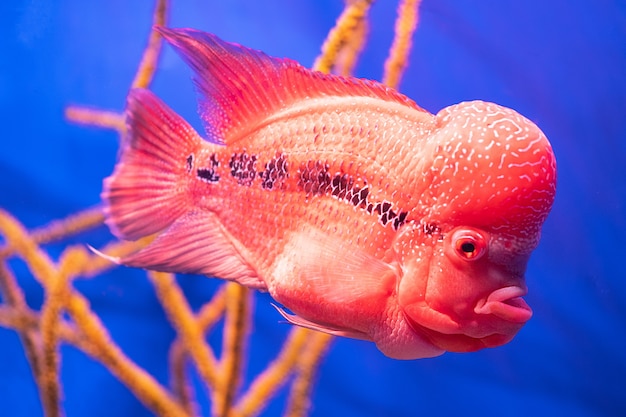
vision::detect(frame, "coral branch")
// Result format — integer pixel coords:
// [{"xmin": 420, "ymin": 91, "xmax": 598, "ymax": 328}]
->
[
  {"xmin": 334, "ymin": 8, "xmax": 369, "ymax": 76},
  {"xmin": 215, "ymin": 283, "xmax": 252, "ymax": 417},
  {"xmin": 0, "ymin": 209, "xmax": 62, "ymax": 290},
  {"xmin": 0, "ymin": 207, "xmax": 104, "ymax": 259},
  {"xmin": 64, "ymin": 106, "xmax": 126, "ymax": 133},
  {"xmin": 131, "ymin": 0, "xmax": 169, "ymax": 89},
  {"xmin": 169, "ymin": 286, "xmax": 226, "ymax": 416},
  {"xmin": 0, "ymin": 2, "xmax": 428, "ymax": 415},
  {"xmin": 0, "ymin": 210, "xmax": 188, "ymax": 416},
  {"xmin": 234, "ymin": 327, "xmax": 311, "ymax": 417},
  {"xmin": 284, "ymin": 333, "xmax": 333, "ymax": 417},
  {"xmin": 39, "ymin": 249, "xmax": 86, "ymax": 417},
  {"xmin": 66, "ymin": 283, "xmax": 189, "ymax": 416},
  {"xmin": 383, "ymin": 0, "xmax": 421, "ymax": 89},
  {"xmin": 0, "ymin": 257, "xmax": 31, "ymax": 311},
  {"xmin": 0, "ymin": 304, "xmax": 97, "ymax": 358},
  {"xmin": 169, "ymin": 340, "xmax": 199, "ymax": 417},
  {"xmin": 65, "ymin": 0, "xmax": 169, "ymax": 132},
  {"xmin": 196, "ymin": 285, "xmax": 227, "ymax": 331},
  {"xmin": 148, "ymin": 271, "xmax": 220, "ymax": 389},
  {"xmin": 0, "ymin": 261, "xmax": 45, "ymax": 398},
  {"xmin": 313, "ymin": 0, "xmax": 374, "ymax": 74}
]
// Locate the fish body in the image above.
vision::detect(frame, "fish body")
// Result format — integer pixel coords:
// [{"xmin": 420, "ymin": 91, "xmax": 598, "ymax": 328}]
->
[{"xmin": 102, "ymin": 27, "xmax": 557, "ymax": 359}]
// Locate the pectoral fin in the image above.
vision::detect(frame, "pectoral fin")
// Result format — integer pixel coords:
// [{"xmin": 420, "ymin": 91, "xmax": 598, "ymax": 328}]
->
[
  {"xmin": 268, "ymin": 227, "xmax": 400, "ymax": 341},
  {"xmin": 281, "ymin": 228, "xmax": 400, "ymax": 305}
]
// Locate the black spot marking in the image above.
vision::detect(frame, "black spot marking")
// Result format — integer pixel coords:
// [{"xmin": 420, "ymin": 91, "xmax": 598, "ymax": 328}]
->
[
  {"xmin": 196, "ymin": 153, "xmax": 220, "ymax": 183},
  {"xmin": 229, "ymin": 151, "xmax": 258, "ymax": 186},
  {"xmin": 210, "ymin": 153, "xmax": 219, "ymax": 167},
  {"xmin": 259, "ymin": 153, "xmax": 289, "ymax": 190},
  {"xmin": 331, "ymin": 173, "xmax": 354, "ymax": 199},
  {"xmin": 197, "ymin": 168, "xmax": 220, "ymax": 183},
  {"xmin": 423, "ymin": 223, "xmax": 441, "ymax": 236},
  {"xmin": 298, "ymin": 161, "xmax": 331, "ymax": 195},
  {"xmin": 349, "ymin": 185, "xmax": 369, "ymax": 209},
  {"xmin": 298, "ymin": 159, "xmax": 411, "ymax": 231},
  {"xmin": 186, "ymin": 154, "xmax": 194, "ymax": 173},
  {"xmin": 393, "ymin": 211, "xmax": 408, "ymax": 230}
]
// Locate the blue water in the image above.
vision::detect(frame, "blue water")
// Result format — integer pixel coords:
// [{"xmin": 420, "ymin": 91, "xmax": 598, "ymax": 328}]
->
[{"xmin": 2, "ymin": 1, "xmax": 625, "ymax": 416}]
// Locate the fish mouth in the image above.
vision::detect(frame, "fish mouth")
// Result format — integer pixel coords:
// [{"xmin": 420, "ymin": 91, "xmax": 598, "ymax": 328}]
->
[
  {"xmin": 412, "ymin": 325, "xmax": 516, "ymax": 353},
  {"xmin": 402, "ymin": 286, "xmax": 532, "ymax": 352},
  {"xmin": 474, "ymin": 286, "xmax": 533, "ymax": 324},
  {"xmin": 402, "ymin": 304, "xmax": 523, "ymax": 353}
]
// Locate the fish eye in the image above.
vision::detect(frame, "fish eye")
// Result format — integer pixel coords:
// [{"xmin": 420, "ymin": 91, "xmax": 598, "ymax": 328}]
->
[
  {"xmin": 451, "ymin": 228, "xmax": 488, "ymax": 261},
  {"xmin": 459, "ymin": 241, "xmax": 476, "ymax": 254}
]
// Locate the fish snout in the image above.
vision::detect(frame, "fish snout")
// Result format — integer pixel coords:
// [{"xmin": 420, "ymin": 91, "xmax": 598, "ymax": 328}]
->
[{"xmin": 474, "ymin": 286, "xmax": 532, "ymax": 324}]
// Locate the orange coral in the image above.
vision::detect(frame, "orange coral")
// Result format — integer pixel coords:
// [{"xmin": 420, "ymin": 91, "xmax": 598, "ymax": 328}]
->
[
  {"xmin": 383, "ymin": 0, "xmax": 422, "ymax": 89},
  {"xmin": 0, "ymin": 0, "xmax": 421, "ymax": 416}
]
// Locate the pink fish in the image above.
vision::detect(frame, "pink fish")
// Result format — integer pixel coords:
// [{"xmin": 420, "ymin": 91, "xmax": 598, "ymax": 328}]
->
[{"xmin": 102, "ymin": 27, "xmax": 557, "ymax": 359}]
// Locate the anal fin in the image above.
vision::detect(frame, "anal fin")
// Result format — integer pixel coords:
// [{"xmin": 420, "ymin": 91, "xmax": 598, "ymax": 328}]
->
[{"xmin": 116, "ymin": 210, "xmax": 265, "ymax": 290}]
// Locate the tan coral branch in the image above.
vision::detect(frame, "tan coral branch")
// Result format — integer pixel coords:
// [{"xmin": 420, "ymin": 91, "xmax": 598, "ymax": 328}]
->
[
  {"xmin": 66, "ymin": 283, "xmax": 189, "ymax": 416},
  {"xmin": 0, "ymin": 295, "xmax": 185, "ymax": 416},
  {"xmin": 0, "ymin": 207, "xmax": 104, "ymax": 259},
  {"xmin": 334, "ymin": 10, "xmax": 369, "ymax": 77},
  {"xmin": 0, "ymin": 261, "xmax": 45, "ymax": 397},
  {"xmin": 313, "ymin": 0, "xmax": 374, "ymax": 74},
  {"xmin": 233, "ymin": 327, "xmax": 311, "ymax": 417},
  {"xmin": 168, "ymin": 286, "xmax": 226, "ymax": 416},
  {"xmin": 169, "ymin": 340, "xmax": 199, "ymax": 417},
  {"xmin": 148, "ymin": 271, "xmax": 220, "ymax": 390},
  {"xmin": 131, "ymin": 0, "xmax": 169, "ymax": 89},
  {"xmin": 383, "ymin": 0, "xmax": 421, "ymax": 89},
  {"xmin": 0, "ymin": 210, "xmax": 188, "ymax": 417},
  {"xmin": 0, "ymin": 304, "xmax": 97, "ymax": 358},
  {"xmin": 214, "ymin": 283, "xmax": 252, "ymax": 417},
  {"xmin": 284, "ymin": 332, "xmax": 333, "ymax": 417},
  {"xmin": 64, "ymin": 106, "xmax": 126, "ymax": 133},
  {"xmin": 39, "ymin": 249, "xmax": 86, "ymax": 417}
]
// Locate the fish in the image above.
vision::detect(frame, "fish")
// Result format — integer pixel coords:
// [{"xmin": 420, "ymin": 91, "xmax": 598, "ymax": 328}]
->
[{"xmin": 101, "ymin": 26, "xmax": 557, "ymax": 359}]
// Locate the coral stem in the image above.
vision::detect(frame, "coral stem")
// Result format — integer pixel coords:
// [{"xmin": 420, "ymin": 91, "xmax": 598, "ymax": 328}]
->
[
  {"xmin": 148, "ymin": 271, "xmax": 220, "ymax": 389},
  {"xmin": 131, "ymin": 0, "xmax": 169, "ymax": 89},
  {"xmin": 284, "ymin": 332, "xmax": 333, "ymax": 417},
  {"xmin": 234, "ymin": 327, "xmax": 311, "ymax": 417},
  {"xmin": 64, "ymin": 106, "xmax": 126, "ymax": 133},
  {"xmin": 314, "ymin": 0, "xmax": 374, "ymax": 74},
  {"xmin": 215, "ymin": 283, "xmax": 252, "ymax": 417},
  {"xmin": 383, "ymin": 0, "xmax": 421, "ymax": 88},
  {"xmin": 0, "ymin": 210, "xmax": 188, "ymax": 417}
]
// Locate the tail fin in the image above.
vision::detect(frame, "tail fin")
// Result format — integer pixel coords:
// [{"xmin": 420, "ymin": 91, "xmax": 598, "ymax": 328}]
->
[{"xmin": 103, "ymin": 88, "xmax": 201, "ymax": 240}]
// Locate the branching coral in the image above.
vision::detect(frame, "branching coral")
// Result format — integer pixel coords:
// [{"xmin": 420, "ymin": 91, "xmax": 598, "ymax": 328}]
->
[{"xmin": 0, "ymin": 0, "xmax": 421, "ymax": 416}]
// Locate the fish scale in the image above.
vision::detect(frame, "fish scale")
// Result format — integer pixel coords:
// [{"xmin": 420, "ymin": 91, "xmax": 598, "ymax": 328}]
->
[
  {"xmin": 186, "ymin": 109, "xmax": 425, "ymax": 250},
  {"xmin": 100, "ymin": 26, "xmax": 556, "ymax": 359}
]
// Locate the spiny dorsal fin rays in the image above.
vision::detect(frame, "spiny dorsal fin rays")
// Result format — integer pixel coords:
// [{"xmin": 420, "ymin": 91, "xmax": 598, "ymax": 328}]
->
[{"xmin": 156, "ymin": 26, "xmax": 428, "ymax": 145}]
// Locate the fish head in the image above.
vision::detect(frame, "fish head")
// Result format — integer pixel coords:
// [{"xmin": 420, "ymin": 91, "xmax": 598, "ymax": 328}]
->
[{"xmin": 396, "ymin": 100, "xmax": 557, "ymax": 353}]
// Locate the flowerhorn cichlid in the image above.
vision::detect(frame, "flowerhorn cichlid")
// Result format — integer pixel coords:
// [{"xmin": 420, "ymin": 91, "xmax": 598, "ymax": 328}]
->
[{"xmin": 100, "ymin": 27, "xmax": 557, "ymax": 359}]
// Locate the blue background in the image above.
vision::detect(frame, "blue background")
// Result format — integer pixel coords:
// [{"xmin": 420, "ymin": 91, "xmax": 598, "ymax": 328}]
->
[{"xmin": 2, "ymin": 1, "xmax": 625, "ymax": 416}]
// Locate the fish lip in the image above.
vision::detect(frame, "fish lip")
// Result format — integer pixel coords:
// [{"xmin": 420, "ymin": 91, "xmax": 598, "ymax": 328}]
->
[
  {"xmin": 402, "ymin": 311, "xmax": 510, "ymax": 352},
  {"xmin": 401, "ymin": 286, "xmax": 532, "ymax": 352},
  {"xmin": 474, "ymin": 286, "xmax": 533, "ymax": 324}
]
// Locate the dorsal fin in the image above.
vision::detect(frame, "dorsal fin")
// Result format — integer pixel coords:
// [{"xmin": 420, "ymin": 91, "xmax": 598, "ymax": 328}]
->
[{"xmin": 156, "ymin": 26, "xmax": 429, "ymax": 145}]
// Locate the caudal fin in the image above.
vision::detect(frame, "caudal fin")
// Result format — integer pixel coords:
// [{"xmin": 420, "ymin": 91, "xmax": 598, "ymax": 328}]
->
[{"xmin": 103, "ymin": 88, "xmax": 201, "ymax": 240}]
